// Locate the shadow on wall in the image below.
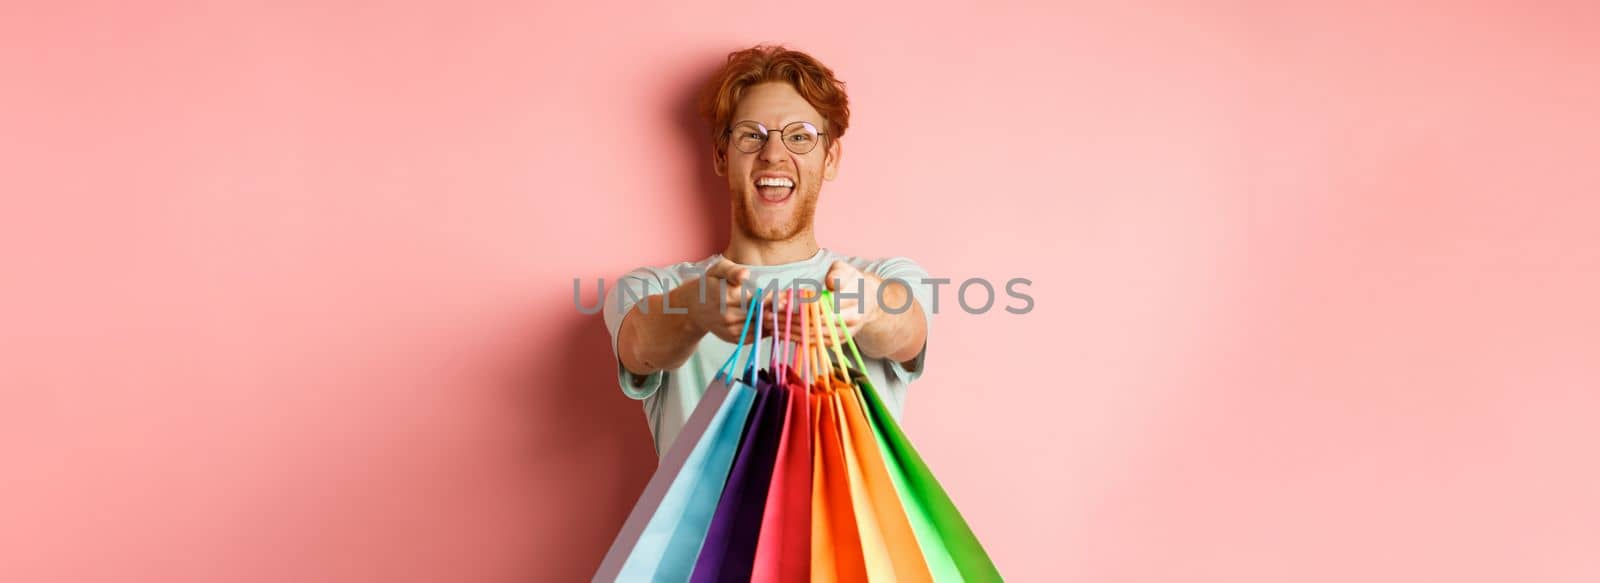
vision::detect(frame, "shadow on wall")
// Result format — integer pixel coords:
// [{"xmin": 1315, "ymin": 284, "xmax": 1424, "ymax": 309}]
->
[
  {"xmin": 519, "ymin": 310, "xmax": 655, "ymax": 580},
  {"xmin": 521, "ymin": 51, "xmax": 732, "ymax": 579},
  {"xmin": 676, "ymin": 51, "xmax": 734, "ymax": 257}
]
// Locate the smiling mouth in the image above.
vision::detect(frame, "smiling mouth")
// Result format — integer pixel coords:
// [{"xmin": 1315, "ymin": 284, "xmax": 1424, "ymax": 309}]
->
[{"xmin": 754, "ymin": 176, "xmax": 795, "ymax": 204}]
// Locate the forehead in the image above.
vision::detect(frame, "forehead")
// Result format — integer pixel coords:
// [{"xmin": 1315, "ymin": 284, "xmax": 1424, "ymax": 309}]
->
[{"xmin": 732, "ymin": 82, "xmax": 824, "ymax": 127}]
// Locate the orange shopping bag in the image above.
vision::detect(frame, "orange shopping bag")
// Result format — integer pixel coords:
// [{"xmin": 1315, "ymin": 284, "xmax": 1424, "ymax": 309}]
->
[{"xmin": 835, "ymin": 374, "xmax": 932, "ymax": 582}]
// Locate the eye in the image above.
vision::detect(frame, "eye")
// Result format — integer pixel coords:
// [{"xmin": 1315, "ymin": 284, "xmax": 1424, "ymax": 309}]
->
[{"xmin": 788, "ymin": 133, "xmax": 812, "ymax": 143}]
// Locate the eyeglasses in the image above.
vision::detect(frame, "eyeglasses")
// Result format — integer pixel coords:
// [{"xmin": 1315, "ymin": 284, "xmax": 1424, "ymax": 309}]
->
[{"xmin": 723, "ymin": 120, "xmax": 828, "ymax": 155}]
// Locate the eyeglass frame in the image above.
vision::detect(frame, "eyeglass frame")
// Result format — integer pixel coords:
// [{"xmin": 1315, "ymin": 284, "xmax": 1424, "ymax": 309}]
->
[{"xmin": 721, "ymin": 120, "xmax": 830, "ymax": 155}]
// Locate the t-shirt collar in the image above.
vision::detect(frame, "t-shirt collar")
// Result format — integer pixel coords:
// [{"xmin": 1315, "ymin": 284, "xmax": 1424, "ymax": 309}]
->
[{"xmin": 708, "ymin": 248, "xmax": 830, "ymax": 273}]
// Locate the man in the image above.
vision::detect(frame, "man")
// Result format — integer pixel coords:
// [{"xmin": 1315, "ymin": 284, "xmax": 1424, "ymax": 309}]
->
[{"xmin": 602, "ymin": 45, "xmax": 935, "ymax": 458}]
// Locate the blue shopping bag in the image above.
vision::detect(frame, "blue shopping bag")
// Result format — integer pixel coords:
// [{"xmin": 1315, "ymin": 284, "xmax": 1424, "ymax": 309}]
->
[{"xmin": 593, "ymin": 290, "xmax": 769, "ymax": 582}]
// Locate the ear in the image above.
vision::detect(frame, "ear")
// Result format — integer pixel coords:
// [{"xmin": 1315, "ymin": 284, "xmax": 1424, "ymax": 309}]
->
[
  {"xmin": 712, "ymin": 143, "xmax": 727, "ymax": 177},
  {"xmin": 822, "ymin": 137, "xmax": 842, "ymax": 181}
]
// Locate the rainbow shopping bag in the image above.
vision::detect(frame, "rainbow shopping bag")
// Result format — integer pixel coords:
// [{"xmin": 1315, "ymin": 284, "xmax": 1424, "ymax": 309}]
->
[{"xmin": 596, "ymin": 288, "xmax": 1004, "ymax": 582}]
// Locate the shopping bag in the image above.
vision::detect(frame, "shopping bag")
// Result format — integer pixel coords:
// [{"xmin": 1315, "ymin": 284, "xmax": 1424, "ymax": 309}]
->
[
  {"xmin": 749, "ymin": 294, "xmax": 813, "ymax": 583},
  {"xmin": 819, "ymin": 292, "xmax": 1003, "ymax": 582},
  {"xmin": 802, "ymin": 294, "xmax": 931, "ymax": 582},
  {"xmin": 695, "ymin": 289, "xmax": 811, "ymax": 582},
  {"xmin": 592, "ymin": 290, "xmax": 768, "ymax": 582},
  {"xmin": 690, "ymin": 371, "xmax": 786, "ymax": 582},
  {"xmin": 809, "ymin": 375, "xmax": 870, "ymax": 582},
  {"xmin": 835, "ymin": 374, "xmax": 934, "ymax": 581},
  {"xmin": 749, "ymin": 367, "xmax": 812, "ymax": 582}
]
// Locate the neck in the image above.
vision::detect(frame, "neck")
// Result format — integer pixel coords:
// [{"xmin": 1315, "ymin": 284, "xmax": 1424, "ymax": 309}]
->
[{"xmin": 722, "ymin": 226, "xmax": 820, "ymax": 266}]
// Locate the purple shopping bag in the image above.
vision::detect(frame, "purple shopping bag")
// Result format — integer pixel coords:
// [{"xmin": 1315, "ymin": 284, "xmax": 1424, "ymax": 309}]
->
[{"xmin": 690, "ymin": 367, "xmax": 790, "ymax": 582}]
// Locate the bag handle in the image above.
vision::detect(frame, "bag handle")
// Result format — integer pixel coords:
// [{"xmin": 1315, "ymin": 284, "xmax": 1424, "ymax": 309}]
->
[
  {"xmin": 800, "ymin": 289, "xmax": 811, "ymax": 385},
  {"xmin": 809, "ymin": 294, "xmax": 836, "ymax": 380},
  {"xmin": 786, "ymin": 289, "xmax": 797, "ymax": 369},
  {"xmin": 819, "ymin": 291, "xmax": 871, "ymax": 377},
  {"xmin": 772, "ymin": 288, "xmax": 795, "ymax": 371},
  {"xmin": 818, "ymin": 292, "xmax": 854, "ymax": 376},
  {"xmin": 744, "ymin": 287, "xmax": 765, "ymax": 382},
  {"xmin": 768, "ymin": 288, "xmax": 783, "ymax": 370},
  {"xmin": 715, "ymin": 286, "xmax": 764, "ymax": 381}
]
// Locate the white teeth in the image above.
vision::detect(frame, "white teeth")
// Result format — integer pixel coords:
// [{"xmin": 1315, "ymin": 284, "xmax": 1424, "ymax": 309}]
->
[{"xmin": 756, "ymin": 177, "xmax": 794, "ymax": 188}]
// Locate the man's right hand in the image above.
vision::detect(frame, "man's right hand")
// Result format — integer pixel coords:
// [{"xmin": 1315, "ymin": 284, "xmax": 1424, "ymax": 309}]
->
[
  {"xmin": 683, "ymin": 258, "xmax": 759, "ymax": 344},
  {"xmin": 618, "ymin": 258, "xmax": 770, "ymax": 378}
]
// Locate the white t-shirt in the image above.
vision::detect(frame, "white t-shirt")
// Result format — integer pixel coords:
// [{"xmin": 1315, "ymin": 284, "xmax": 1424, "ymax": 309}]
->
[{"xmin": 601, "ymin": 248, "xmax": 934, "ymax": 458}]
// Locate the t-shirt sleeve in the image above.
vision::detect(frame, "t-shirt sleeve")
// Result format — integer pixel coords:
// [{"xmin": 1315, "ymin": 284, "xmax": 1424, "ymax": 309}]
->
[
  {"xmin": 860, "ymin": 256, "xmax": 934, "ymax": 385},
  {"xmin": 601, "ymin": 265, "xmax": 678, "ymax": 400}
]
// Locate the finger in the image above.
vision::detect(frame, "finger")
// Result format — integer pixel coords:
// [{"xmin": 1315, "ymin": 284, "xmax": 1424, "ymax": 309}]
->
[
  {"xmin": 719, "ymin": 286, "xmax": 756, "ymax": 311},
  {"xmin": 694, "ymin": 276, "xmax": 733, "ymax": 306},
  {"xmin": 823, "ymin": 260, "xmax": 863, "ymax": 292},
  {"xmin": 846, "ymin": 318, "xmax": 867, "ymax": 335},
  {"xmin": 832, "ymin": 296, "xmax": 860, "ymax": 316},
  {"xmin": 702, "ymin": 260, "xmax": 730, "ymax": 282},
  {"xmin": 773, "ymin": 325, "xmax": 802, "ymax": 344},
  {"xmin": 733, "ymin": 318, "xmax": 765, "ymax": 343},
  {"xmin": 704, "ymin": 259, "xmax": 747, "ymax": 287},
  {"xmin": 768, "ymin": 290, "xmax": 800, "ymax": 314},
  {"xmin": 791, "ymin": 328, "xmax": 814, "ymax": 343},
  {"xmin": 782, "ymin": 327, "xmax": 814, "ymax": 345},
  {"xmin": 823, "ymin": 262, "xmax": 846, "ymax": 291}
]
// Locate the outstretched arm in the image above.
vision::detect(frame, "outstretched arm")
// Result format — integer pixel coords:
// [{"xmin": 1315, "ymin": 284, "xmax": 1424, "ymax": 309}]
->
[{"xmin": 616, "ymin": 259, "xmax": 758, "ymax": 380}]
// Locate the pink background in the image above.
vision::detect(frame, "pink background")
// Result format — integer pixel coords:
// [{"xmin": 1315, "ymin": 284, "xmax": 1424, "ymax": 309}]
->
[{"xmin": 3, "ymin": 1, "xmax": 1598, "ymax": 581}]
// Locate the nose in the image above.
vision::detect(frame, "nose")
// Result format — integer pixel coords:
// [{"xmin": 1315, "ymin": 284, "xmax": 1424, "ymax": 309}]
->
[{"xmin": 758, "ymin": 132, "xmax": 789, "ymax": 163}]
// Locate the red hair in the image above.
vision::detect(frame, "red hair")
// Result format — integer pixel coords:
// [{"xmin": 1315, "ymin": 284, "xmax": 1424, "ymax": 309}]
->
[{"xmin": 698, "ymin": 45, "xmax": 850, "ymax": 150}]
